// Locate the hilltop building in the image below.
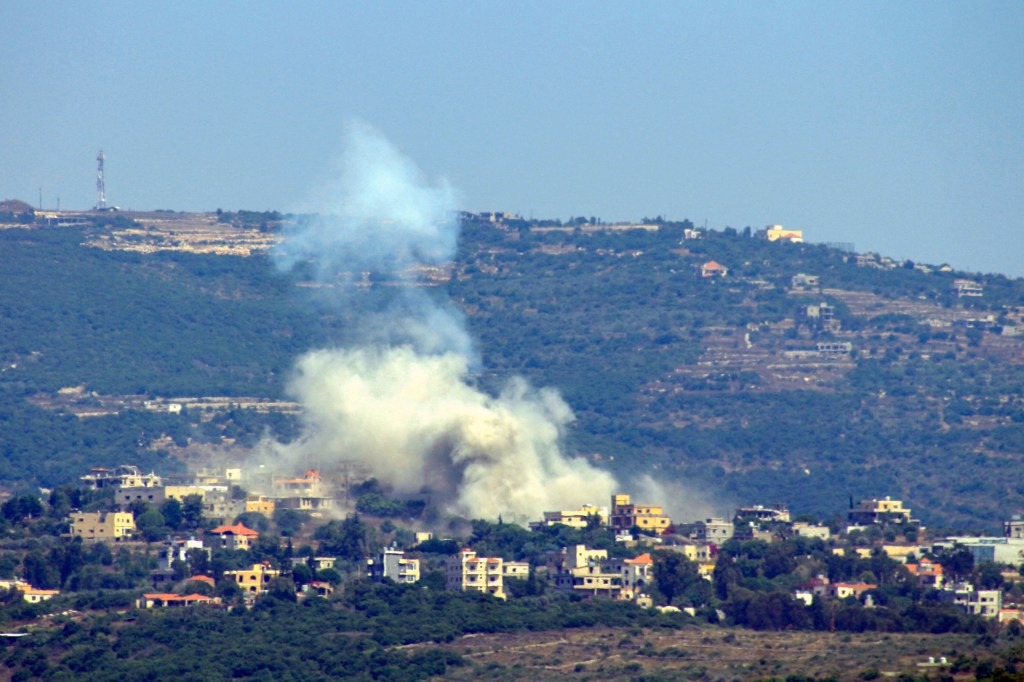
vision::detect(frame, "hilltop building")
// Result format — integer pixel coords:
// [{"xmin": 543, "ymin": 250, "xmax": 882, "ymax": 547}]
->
[{"xmin": 758, "ymin": 225, "xmax": 804, "ymax": 243}]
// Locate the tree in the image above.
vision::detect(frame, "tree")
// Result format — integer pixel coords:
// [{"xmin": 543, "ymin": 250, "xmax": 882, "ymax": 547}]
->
[
  {"xmin": 135, "ymin": 509, "xmax": 168, "ymax": 542},
  {"xmin": 977, "ymin": 562, "xmax": 1005, "ymax": 590},
  {"xmin": 181, "ymin": 494, "xmax": 204, "ymax": 530},
  {"xmin": 160, "ymin": 498, "xmax": 183, "ymax": 530},
  {"xmin": 653, "ymin": 552, "xmax": 702, "ymax": 606}
]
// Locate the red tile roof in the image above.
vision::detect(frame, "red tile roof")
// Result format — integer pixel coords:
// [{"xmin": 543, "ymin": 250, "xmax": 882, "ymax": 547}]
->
[{"xmin": 208, "ymin": 523, "xmax": 259, "ymax": 537}]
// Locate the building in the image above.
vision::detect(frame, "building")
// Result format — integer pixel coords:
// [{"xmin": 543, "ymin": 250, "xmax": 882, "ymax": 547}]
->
[
  {"xmin": 735, "ymin": 504, "xmax": 791, "ymax": 524},
  {"xmin": 202, "ymin": 489, "xmax": 244, "ymax": 523},
  {"xmin": 932, "ymin": 536, "xmax": 1024, "ymax": 565},
  {"xmin": 847, "ymin": 497, "xmax": 917, "ymax": 527},
  {"xmin": 609, "ymin": 494, "xmax": 671, "ymax": 535},
  {"xmin": 246, "ymin": 496, "xmax": 275, "ymax": 516},
  {"xmin": 611, "ymin": 553, "xmax": 654, "ymax": 598},
  {"xmin": 207, "ymin": 522, "xmax": 259, "ymax": 551},
  {"xmin": 367, "ymin": 548, "xmax": 420, "ymax": 584},
  {"xmin": 115, "ymin": 484, "xmax": 211, "ymax": 511},
  {"xmin": 758, "ymin": 225, "xmax": 804, "ymax": 243},
  {"xmin": 831, "ymin": 582, "xmax": 876, "ymax": 600},
  {"xmin": 905, "ymin": 558, "xmax": 945, "ymax": 588},
  {"xmin": 790, "ymin": 273, "xmax": 820, "ymax": 291},
  {"xmin": 69, "ymin": 511, "xmax": 135, "ymax": 541},
  {"xmin": 553, "ymin": 545, "xmax": 621, "ymax": 599},
  {"xmin": 289, "ymin": 556, "xmax": 337, "ymax": 572},
  {"xmin": 792, "ymin": 522, "xmax": 831, "ymax": 540},
  {"xmin": 22, "ymin": 587, "xmax": 60, "ymax": 604},
  {"xmin": 447, "ymin": 548, "xmax": 505, "ymax": 600},
  {"xmin": 530, "ymin": 504, "xmax": 607, "ymax": 530},
  {"xmin": 700, "ymin": 260, "xmax": 729, "ymax": 278},
  {"xmin": 137, "ymin": 593, "xmax": 221, "ymax": 609},
  {"xmin": 223, "ymin": 563, "xmax": 281, "ymax": 594},
  {"xmin": 80, "ymin": 465, "xmax": 161, "ymax": 490},
  {"xmin": 1005, "ymin": 515, "xmax": 1024, "ymax": 540},
  {"xmin": 503, "ymin": 561, "xmax": 530, "ymax": 580},
  {"xmin": 952, "ymin": 279, "xmax": 983, "ymax": 298},
  {"xmin": 803, "ymin": 303, "xmax": 838, "ymax": 331},
  {"xmin": 694, "ymin": 518, "xmax": 734, "ymax": 544}
]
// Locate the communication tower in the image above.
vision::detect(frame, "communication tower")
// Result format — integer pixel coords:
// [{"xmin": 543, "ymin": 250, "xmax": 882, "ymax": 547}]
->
[{"xmin": 95, "ymin": 150, "xmax": 107, "ymax": 210}]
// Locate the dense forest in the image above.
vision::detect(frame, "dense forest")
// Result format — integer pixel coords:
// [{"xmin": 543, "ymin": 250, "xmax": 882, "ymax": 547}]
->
[{"xmin": 0, "ymin": 217, "xmax": 1023, "ymax": 528}]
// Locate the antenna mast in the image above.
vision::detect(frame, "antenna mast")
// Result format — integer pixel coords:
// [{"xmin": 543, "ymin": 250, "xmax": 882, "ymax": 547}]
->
[{"xmin": 95, "ymin": 150, "xmax": 107, "ymax": 210}]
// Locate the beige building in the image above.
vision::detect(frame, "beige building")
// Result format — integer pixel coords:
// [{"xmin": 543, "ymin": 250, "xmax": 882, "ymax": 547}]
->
[
  {"xmin": 532, "ymin": 504, "xmax": 607, "ymax": 530},
  {"xmin": 610, "ymin": 494, "xmax": 671, "ymax": 534},
  {"xmin": 447, "ymin": 548, "xmax": 505, "ymax": 600},
  {"xmin": 69, "ymin": 511, "xmax": 135, "ymax": 541},
  {"xmin": 115, "ymin": 484, "xmax": 210, "ymax": 510}
]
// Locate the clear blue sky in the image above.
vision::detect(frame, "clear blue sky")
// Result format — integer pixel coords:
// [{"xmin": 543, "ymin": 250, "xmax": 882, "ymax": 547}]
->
[{"xmin": 3, "ymin": 2, "xmax": 1022, "ymax": 276}]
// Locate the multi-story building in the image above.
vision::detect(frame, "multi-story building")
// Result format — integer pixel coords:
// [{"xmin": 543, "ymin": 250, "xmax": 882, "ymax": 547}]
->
[
  {"xmin": 446, "ymin": 548, "xmax": 505, "ymax": 600},
  {"xmin": 207, "ymin": 522, "xmax": 259, "ymax": 551},
  {"xmin": 905, "ymin": 558, "xmax": 945, "ymax": 588},
  {"xmin": 246, "ymin": 496, "xmax": 275, "ymax": 516},
  {"xmin": 847, "ymin": 497, "xmax": 918, "ymax": 527},
  {"xmin": 531, "ymin": 504, "xmax": 607, "ymax": 530},
  {"xmin": 735, "ymin": 504, "xmax": 791, "ymax": 524},
  {"xmin": 367, "ymin": 548, "xmax": 420, "ymax": 584},
  {"xmin": 115, "ymin": 484, "xmax": 212, "ymax": 511},
  {"xmin": 69, "ymin": 511, "xmax": 135, "ymax": 541},
  {"xmin": 609, "ymin": 494, "xmax": 671, "ymax": 535},
  {"xmin": 223, "ymin": 562, "xmax": 281, "ymax": 595},
  {"xmin": 80, "ymin": 465, "xmax": 161, "ymax": 490},
  {"xmin": 694, "ymin": 518, "xmax": 734, "ymax": 544}
]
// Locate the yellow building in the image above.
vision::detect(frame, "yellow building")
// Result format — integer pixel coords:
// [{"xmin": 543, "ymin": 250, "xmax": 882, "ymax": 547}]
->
[
  {"xmin": 446, "ymin": 548, "xmax": 505, "ymax": 600},
  {"xmin": 609, "ymin": 494, "xmax": 671, "ymax": 534},
  {"xmin": 245, "ymin": 496, "xmax": 275, "ymax": 516},
  {"xmin": 761, "ymin": 225, "xmax": 804, "ymax": 243},
  {"xmin": 69, "ymin": 511, "xmax": 136, "ymax": 541},
  {"xmin": 223, "ymin": 563, "xmax": 281, "ymax": 594}
]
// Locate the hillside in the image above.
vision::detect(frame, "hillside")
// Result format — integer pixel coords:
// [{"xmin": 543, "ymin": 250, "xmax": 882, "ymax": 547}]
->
[{"xmin": 0, "ymin": 213, "xmax": 1022, "ymax": 528}]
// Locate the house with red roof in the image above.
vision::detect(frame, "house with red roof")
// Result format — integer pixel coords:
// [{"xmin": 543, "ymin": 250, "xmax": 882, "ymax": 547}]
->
[
  {"xmin": 207, "ymin": 522, "xmax": 259, "ymax": 551},
  {"xmin": 136, "ymin": 593, "xmax": 221, "ymax": 609},
  {"xmin": 701, "ymin": 260, "xmax": 729, "ymax": 278}
]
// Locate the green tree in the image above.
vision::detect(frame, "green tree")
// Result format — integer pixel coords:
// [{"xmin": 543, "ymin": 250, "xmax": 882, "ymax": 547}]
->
[{"xmin": 653, "ymin": 552, "xmax": 702, "ymax": 606}]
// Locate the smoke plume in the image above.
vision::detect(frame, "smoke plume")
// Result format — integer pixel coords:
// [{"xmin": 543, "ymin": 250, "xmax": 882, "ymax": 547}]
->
[{"xmin": 271, "ymin": 122, "xmax": 616, "ymax": 521}]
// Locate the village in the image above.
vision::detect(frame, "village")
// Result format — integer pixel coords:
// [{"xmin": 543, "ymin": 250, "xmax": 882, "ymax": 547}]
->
[{"xmin": 1, "ymin": 459, "xmax": 1020, "ymax": 634}]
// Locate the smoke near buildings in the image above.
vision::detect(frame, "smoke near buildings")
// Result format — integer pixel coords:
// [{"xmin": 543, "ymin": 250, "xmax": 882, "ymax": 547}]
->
[{"xmin": 268, "ymin": 122, "xmax": 616, "ymax": 520}]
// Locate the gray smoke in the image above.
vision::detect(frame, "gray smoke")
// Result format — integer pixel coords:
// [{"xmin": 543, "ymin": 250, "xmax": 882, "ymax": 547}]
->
[{"xmin": 270, "ymin": 122, "xmax": 616, "ymax": 520}]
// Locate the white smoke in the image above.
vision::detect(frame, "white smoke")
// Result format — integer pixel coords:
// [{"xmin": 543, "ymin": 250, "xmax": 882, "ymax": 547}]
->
[{"xmin": 270, "ymin": 122, "xmax": 617, "ymax": 521}]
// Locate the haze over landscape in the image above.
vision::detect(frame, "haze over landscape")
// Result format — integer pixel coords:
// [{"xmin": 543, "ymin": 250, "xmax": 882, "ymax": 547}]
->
[{"xmin": 3, "ymin": 2, "xmax": 1023, "ymax": 276}]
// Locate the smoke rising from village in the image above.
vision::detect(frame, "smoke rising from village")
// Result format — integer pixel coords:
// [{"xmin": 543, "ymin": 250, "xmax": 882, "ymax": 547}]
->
[{"xmin": 270, "ymin": 122, "xmax": 617, "ymax": 520}]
